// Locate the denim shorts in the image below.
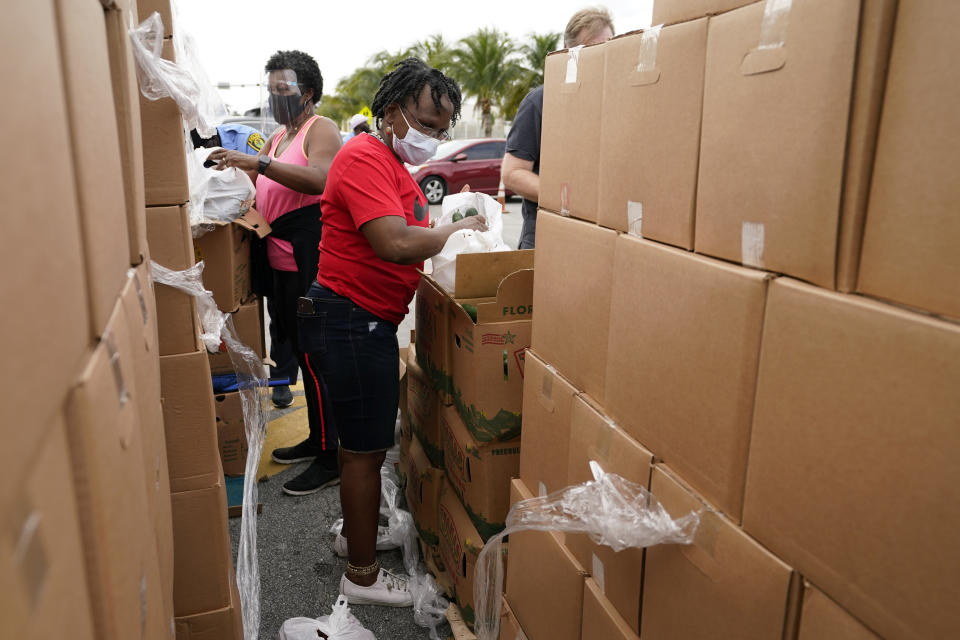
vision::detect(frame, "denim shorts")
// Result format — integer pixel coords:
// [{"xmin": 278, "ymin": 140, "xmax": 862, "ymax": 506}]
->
[{"xmin": 296, "ymin": 282, "xmax": 399, "ymax": 453}]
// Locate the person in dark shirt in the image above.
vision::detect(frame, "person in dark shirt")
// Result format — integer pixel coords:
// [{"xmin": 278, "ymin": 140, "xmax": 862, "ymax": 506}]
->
[{"xmin": 501, "ymin": 6, "xmax": 615, "ymax": 249}]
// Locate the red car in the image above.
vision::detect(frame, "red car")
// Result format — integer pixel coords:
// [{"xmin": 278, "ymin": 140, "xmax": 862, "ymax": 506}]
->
[{"xmin": 407, "ymin": 138, "xmax": 513, "ymax": 204}]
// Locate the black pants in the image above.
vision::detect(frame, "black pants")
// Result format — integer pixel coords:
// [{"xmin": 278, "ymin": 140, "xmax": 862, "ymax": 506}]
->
[
  {"xmin": 267, "ymin": 293, "xmax": 299, "ymax": 384},
  {"xmin": 271, "ymin": 270, "xmax": 338, "ymax": 452}
]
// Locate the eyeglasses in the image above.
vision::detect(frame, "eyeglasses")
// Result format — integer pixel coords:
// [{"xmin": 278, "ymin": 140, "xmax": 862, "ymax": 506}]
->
[{"xmin": 400, "ymin": 105, "xmax": 451, "ymax": 141}]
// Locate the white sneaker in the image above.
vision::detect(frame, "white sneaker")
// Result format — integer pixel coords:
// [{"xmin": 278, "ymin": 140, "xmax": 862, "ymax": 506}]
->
[
  {"xmin": 333, "ymin": 526, "xmax": 400, "ymax": 557},
  {"xmin": 339, "ymin": 569, "xmax": 413, "ymax": 607}
]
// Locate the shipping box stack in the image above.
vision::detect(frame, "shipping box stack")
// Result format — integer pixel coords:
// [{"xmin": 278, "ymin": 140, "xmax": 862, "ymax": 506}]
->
[
  {"xmin": 504, "ymin": 0, "xmax": 960, "ymax": 639},
  {"xmin": 404, "ymin": 251, "xmax": 533, "ymax": 627},
  {"xmin": 139, "ymin": 0, "xmax": 245, "ymax": 637},
  {"xmin": 2, "ymin": 1, "xmax": 177, "ymax": 638}
]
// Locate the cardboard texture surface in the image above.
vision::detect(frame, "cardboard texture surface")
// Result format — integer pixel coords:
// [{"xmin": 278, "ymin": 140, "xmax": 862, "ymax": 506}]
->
[
  {"xmin": 452, "ymin": 250, "xmax": 535, "ymax": 300},
  {"xmin": 742, "ymin": 278, "xmax": 960, "ymax": 640},
  {"xmin": 695, "ymin": 0, "xmax": 895, "ymax": 289},
  {"xmin": 55, "ymin": 0, "xmax": 132, "ymax": 338},
  {"xmin": 65, "ymin": 315, "xmax": 167, "ymax": 640},
  {"xmin": 498, "ymin": 596, "xmax": 528, "ymax": 640},
  {"xmin": 213, "ymin": 391, "xmax": 249, "ymax": 477},
  {"xmin": 540, "ymin": 44, "xmax": 605, "ymax": 221},
  {"xmin": 798, "ymin": 584, "xmax": 879, "ymax": 640},
  {"xmin": 402, "ymin": 434, "xmax": 445, "ymax": 548},
  {"xmin": 0, "ymin": 418, "xmax": 96, "ymax": 640},
  {"xmin": 449, "ymin": 269, "xmax": 533, "ymax": 443},
  {"xmin": 857, "ymin": 0, "xmax": 960, "ymax": 319},
  {"xmin": 531, "ymin": 211, "xmax": 617, "ymax": 403},
  {"xmin": 564, "ymin": 395, "xmax": 653, "ymax": 634},
  {"xmin": 155, "ymin": 284, "xmax": 201, "ymax": 356},
  {"xmin": 139, "ymin": 0, "xmax": 175, "ymax": 35},
  {"xmin": 642, "ymin": 465, "xmax": 797, "ymax": 640},
  {"xmin": 208, "ymin": 298, "xmax": 264, "ymax": 374},
  {"xmin": 652, "ymin": 0, "xmax": 754, "ymax": 24},
  {"xmin": 146, "ymin": 204, "xmax": 202, "ymax": 355},
  {"xmin": 598, "ymin": 20, "xmax": 708, "ymax": 249},
  {"xmin": 438, "ymin": 479, "xmax": 483, "ymax": 627},
  {"xmin": 605, "ymin": 236, "xmax": 770, "ymax": 521},
  {"xmin": 415, "ymin": 275, "xmax": 452, "ymax": 400},
  {"xmin": 171, "ymin": 481, "xmax": 233, "ymax": 616},
  {"xmin": 174, "ymin": 575, "xmax": 242, "ymax": 640},
  {"xmin": 518, "ymin": 349, "xmax": 579, "ymax": 497},
  {"xmin": 581, "ymin": 578, "xmax": 639, "ymax": 640},
  {"xmin": 160, "ymin": 349, "xmax": 223, "ymax": 493},
  {"xmin": 506, "ymin": 478, "xmax": 588, "ymax": 640},
  {"xmin": 0, "ymin": 0, "xmax": 90, "ymax": 454},
  {"xmin": 406, "ymin": 343, "xmax": 444, "ymax": 467},
  {"xmin": 441, "ymin": 404, "xmax": 520, "ymax": 541},
  {"xmin": 105, "ymin": 2, "xmax": 148, "ymax": 264},
  {"xmin": 140, "ymin": 38, "xmax": 190, "ymax": 206},
  {"xmin": 193, "ymin": 221, "xmax": 253, "ymax": 312}
]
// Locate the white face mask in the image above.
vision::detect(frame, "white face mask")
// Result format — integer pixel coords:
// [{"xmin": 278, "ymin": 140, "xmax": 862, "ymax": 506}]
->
[{"xmin": 392, "ymin": 108, "xmax": 441, "ymax": 164}]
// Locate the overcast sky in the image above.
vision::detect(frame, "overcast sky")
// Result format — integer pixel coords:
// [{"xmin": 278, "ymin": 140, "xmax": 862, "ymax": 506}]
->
[{"xmin": 175, "ymin": 0, "xmax": 653, "ymax": 114}]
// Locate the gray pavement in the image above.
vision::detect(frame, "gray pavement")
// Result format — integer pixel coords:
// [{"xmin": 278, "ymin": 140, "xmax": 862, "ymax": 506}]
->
[{"xmin": 235, "ymin": 198, "xmax": 523, "ymax": 638}]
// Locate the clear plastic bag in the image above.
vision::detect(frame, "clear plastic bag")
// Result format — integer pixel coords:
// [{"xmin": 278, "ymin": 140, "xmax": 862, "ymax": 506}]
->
[
  {"xmin": 431, "ymin": 192, "xmax": 510, "ymax": 294},
  {"xmin": 150, "ymin": 260, "xmax": 268, "ymax": 640},
  {"xmin": 278, "ymin": 596, "xmax": 376, "ymax": 640},
  {"xmin": 473, "ymin": 461, "xmax": 701, "ymax": 640},
  {"xmin": 188, "ymin": 148, "xmax": 255, "ymax": 232}
]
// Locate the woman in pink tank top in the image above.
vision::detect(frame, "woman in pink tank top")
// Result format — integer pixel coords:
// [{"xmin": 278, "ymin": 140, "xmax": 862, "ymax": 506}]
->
[{"xmin": 208, "ymin": 50, "xmax": 344, "ymax": 495}]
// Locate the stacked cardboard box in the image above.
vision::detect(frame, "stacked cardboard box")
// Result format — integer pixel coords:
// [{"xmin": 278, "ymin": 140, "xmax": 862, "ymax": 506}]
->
[
  {"xmin": 401, "ymin": 252, "xmax": 533, "ymax": 627},
  {"xmin": 504, "ymin": 1, "xmax": 960, "ymax": 638},
  {"xmin": 2, "ymin": 1, "xmax": 175, "ymax": 638}
]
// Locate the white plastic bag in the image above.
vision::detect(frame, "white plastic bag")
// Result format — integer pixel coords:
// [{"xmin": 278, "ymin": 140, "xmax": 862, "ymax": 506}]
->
[
  {"xmin": 278, "ymin": 596, "xmax": 375, "ymax": 640},
  {"xmin": 431, "ymin": 192, "xmax": 510, "ymax": 294},
  {"xmin": 473, "ymin": 462, "xmax": 701, "ymax": 640}
]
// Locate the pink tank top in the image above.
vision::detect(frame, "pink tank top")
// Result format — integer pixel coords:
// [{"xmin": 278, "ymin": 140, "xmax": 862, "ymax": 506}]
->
[{"xmin": 256, "ymin": 115, "xmax": 324, "ymax": 272}]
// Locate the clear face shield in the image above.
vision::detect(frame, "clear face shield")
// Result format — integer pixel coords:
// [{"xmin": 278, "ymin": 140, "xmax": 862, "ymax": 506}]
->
[{"xmin": 261, "ymin": 68, "xmax": 309, "ymax": 130}]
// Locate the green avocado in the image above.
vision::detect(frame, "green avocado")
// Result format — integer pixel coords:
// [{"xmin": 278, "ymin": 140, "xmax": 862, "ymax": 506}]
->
[
  {"xmin": 452, "ymin": 212, "xmax": 464, "ymax": 222},
  {"xmin": 464, "ymin": 207, "xmax": 479, "ymax": 217}
]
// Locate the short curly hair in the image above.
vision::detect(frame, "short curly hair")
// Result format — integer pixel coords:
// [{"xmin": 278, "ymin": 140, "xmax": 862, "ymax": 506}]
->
[
  {"xmin": 265, "ymin": 50, "xmax": 323, "ymax": 104},
  {"xmin": 371, "ymin": 57, "xmax": 462, "ymax": 128}
]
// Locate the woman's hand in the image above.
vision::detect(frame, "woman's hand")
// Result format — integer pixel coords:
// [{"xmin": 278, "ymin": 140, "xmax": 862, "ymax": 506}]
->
[
  {"xmin": 207, "ymin": 148, "xmax": 259, "ymax": 172},
  {"xmin": 454, "ymin": 214, "xmax": 488, "ymax": 233}
]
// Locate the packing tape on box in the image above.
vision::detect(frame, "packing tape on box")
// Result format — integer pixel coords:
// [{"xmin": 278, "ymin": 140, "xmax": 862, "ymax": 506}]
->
[
  {"xmin": 129, "ymin": 268, "xmax": 150, "ymax": 325},
  {"xmin": 592, "ymin": 553, "xmax": 606, "ymax": 593},
  {"xmin": 103, "ymin": 332, "xmax": 130, "ymax": 409},
  {"xmin": 10, "ymin": 500, "xmax": 47, "ymax": 610},
  {"xmin": 564, "ymin": 45, "xmax": 584, "ymax": 83},
  {"xmin": 538, "ymin": 364, "xmax": 557, "ymax": 412},
  {"xmin": 560, "ymin": 183, "xmax": 571, "ymax": 216},
  {"xmin": 627, "ymin": 201, "xmax": 643, "ymax": 237},
  {"xmin": 741, "ymin": 221, "xmax": 766, "ymax": 268},
  {"xmin": 637, "ymin": 24, "xmax": 663, "ymax": 72},
  {"xmin": 759, "ymin": 0, "xmax": 792, "ymax": 50}
]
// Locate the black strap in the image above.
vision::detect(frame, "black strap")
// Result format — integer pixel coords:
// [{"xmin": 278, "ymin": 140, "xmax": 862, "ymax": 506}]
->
[{"xmin": 250, "ymin": 202, "xmax": 324, "ymax": 298}]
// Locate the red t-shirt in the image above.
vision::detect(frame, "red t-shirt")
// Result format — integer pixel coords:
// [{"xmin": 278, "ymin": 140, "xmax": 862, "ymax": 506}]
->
[{"xmin": 318, "ymin": 134, "xmax": 429, "ymax": 325}]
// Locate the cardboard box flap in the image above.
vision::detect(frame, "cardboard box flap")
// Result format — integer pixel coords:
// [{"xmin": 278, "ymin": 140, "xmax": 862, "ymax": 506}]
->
[
  {"xmin": 474, "ymin": 269, "xmax": 534, "ymax": 324},
  {"xmin": 453, "ymin": 250, "xmax": 534, "ymax": 299},
  {"xmin": 234, "ymin": 207, "xmax": 270, "ymax": 238}
]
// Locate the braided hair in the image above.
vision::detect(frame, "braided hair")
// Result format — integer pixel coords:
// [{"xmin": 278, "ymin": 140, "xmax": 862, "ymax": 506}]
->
[
  {"xmin": 265, "ymin": 50, "xmax": 323, "ymax": 104},
  {"xmin": 371, "ymin": 57, "xmax": 462, "ymax": 129}
]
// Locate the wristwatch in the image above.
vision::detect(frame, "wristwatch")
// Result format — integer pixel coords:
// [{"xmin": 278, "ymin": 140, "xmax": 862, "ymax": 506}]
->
[{"xmin": 258, "ymin": 155, "xmax": 272, "ymax": 175}]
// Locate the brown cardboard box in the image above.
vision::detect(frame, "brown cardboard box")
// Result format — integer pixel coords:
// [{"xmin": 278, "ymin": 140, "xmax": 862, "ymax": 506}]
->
[
  {"xmin": 406, "ymin": 343, "xmax": 444, "ymax": 467},
  {"xmin": 104, "ymin": 1, "xmax": 149, "ymax": 264},
  {"xmin": 499, "ymin": 596, "xmax": 528, "ymax": 640},
  {"xmin": 857, "ymin": 0, "xmax": 960, "ymax": 320},
  {"xmin": 140, "ymin": 38, "xmax": 191, "ymax": 206},
  {"xmin": 403, "ymin": 434, "xmax": 446, "ymax": 549},
  {"xmin": 146, "ymin": 204, "xmax": 202, "ymax": 355},
  {"xmin": 438, "ymin": 479, "xmax": 484, "ymax": 628},
  {"xmin": 139, "ymin": 0, "xmax": 175, "ymax": 35},
  {"xmin": 0, "ymin": 0, "xmax": 90, "ymax": 455},
  {"xmin": 55, "ymin": 0, "xmax": 132, "ymax": 338},
  {"xmin": 531, "ymin": 211, "xmax": 617, "ymax": 403},
  {"xmin": 564, "ymin": 395, "xmax": 653, "ymax": 634},
  {"xmin": 65, "ymin": 315, "xmax": 165, "ymax": 640},
  {"xmin": 518, "ymin": 349, "xmax": 579, "ymax": 498},
  {"xmin": 441, "ymin": 404, "xmax": 520, "ymax": 541},
  {"xmin": 415, "ymin": 275, "xmax": 452, "ymax": 400},
  {"xmin": 695, "ymin": 0, "xmax": 896, "ymax": 289},
  {"xmin": 160, "ymin": 349, "xmax": 222, "ymax": 493},
  {"xmin": 540, "ymin": 43, "xmax": 605, "ymax": 221},
  {"xmin": 642, "ymin": 465, "xmax": 799, "ymax": 640},
  {"xmin": 652, "ymin": 0, "xmax": 754, "ymax": 24},
  {"xmin": 0, "ymin": 418, "xmax": 96, "ymax": 640},
  {"xmin": 174, "ymin": 574, "xmax": 243, "ymax": 640},
  {"xmin": 193, "ymin": 221, "xmax": 253, "ymax": 312},
  {"xmin": 449, "ymin": 268, "xmax": 532, "ymax": 443},
  {"xmin": 742, "ymin": 278, "xmax": 960, "ymax": 640},
  {"xmin": 171, "ymin": 480, "xmax": 233, "ymax": 616},
  {"xmin": 797, "ymin": 583, "xmax": 879, "ymax": 640},
  {"xmin": 598, "ymin": 20, "xmax": 708, "ymax": 249},
  {"xmin": 581, "ymin": 578, "xmax": 639, "ymax": 640},
  {"xmin": 213, "ymin": 391, "xmax": 249, "ymax": 477},
  {"xmin": 605, "ymin": 236, "xmax": 770, "ymax": 521},
  {"xmin": 506, "ymin": 478, "xmax": 588, "ymax": 640},
  {"xmin": 208, "ymin": 298, "xmax": 265, "ymax": 374}
]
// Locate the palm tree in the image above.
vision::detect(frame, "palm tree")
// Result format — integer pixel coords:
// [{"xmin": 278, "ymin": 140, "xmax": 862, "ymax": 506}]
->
[
  {"xmin": 408, "ymin": 34, "xmax": 455, "ymax": 71},
  {"xmin": 501, "ymin": 32, "xmax": 561, "ymax": 121},
  {"xmin": 449, "ymin": 28, "xmax": 523, "ymax": 137}
]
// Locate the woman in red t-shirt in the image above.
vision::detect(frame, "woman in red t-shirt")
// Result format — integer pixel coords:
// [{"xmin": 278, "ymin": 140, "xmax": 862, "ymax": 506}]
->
[{"xmin": 305, "ymin": 58, "xmax": 485, "ymax": 606}]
